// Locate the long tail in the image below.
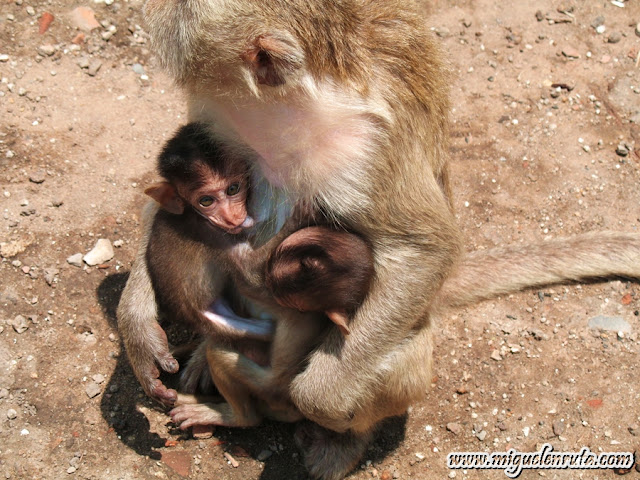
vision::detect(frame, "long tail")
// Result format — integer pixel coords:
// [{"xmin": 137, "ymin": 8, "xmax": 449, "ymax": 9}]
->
[{"xmin": 436, "ymin": 231, "xmax": 640, "ymax": 310}]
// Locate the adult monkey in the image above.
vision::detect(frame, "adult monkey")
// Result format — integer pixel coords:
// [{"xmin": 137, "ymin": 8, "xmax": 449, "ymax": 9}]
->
[
  {"xmin": 142, "ymin": 0, "xmax": 460, "ymax": 427},
  {"xmin": 117, "ymin": 1, "xmax": 640, "ymax": 479}
]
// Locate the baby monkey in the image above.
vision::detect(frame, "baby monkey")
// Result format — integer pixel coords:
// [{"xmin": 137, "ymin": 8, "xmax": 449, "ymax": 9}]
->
[
  {"xmin": 142, "ymin": 122, "xmax": 272, "ymax": 392},
  {"xmin": 145, "ymin": 123, "xmax": 254, "ymax": 235},
  {"xmin": 266, "ymin": 226, "xmax": 375, "ymax": 336},
  {"xmin": 149, "ymin": 123, "xmax": 373, "ymax": 338}
]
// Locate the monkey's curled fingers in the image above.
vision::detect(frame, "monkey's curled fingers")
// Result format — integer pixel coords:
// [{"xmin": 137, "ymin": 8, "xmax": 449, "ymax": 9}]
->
[{"xmin": 131, "ymin": 323, "xmax": 180, "ymax": 406}]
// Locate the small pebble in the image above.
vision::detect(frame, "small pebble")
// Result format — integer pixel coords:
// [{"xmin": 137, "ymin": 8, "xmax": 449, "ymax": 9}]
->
[
  {"xmin": 591, "ymin": 16, "xmax": 605, "ymax": 29},
  {"xmin": 446, "ymin": 422, "xmax": 463, "ymax": 435},
  {"xmin": 36, "ymin": 44, "xmax": 55, "ymax": 57},
  {"xmin": 132, "ymin": 63, "xmax": 145, "ymax": 75},
  {"xmin": 224, "ymin": 452, "xmax": 239, "ymax": 468},
  {"xmin": 67, "ymin": 253, "xmax": 83, "ymax": 267},
  {"xmin": 83, "ymin": 239, "xmax": 114, "ymax": 266},
  {"xmin": 44, "ymin": 268, "xmax": 59, "ymax": 286},
  {"xmin": 588, "ymin": 315, "xmax": 631, "ymax": 333},
  {"xmin": 26, "ymin": 5, "xmax": 35, "ymax": 16},
  {"xmin": 72, "ymin": 33, "xmax": 85, "ymax": 45},
  {"xmin": 10, "ymin": 315, "xmax": 28, "ymax": 334},
  {"xmin": 553, "ymin": 421, "xmax": 565, "ymax": 436},
  {"xmin": 29, "ymin": 171, "xmax": 46, "ymax": 184},
  {"xmin": 85, "ymin": 383, "xmax": 101, "ymax": 399},
  {"xmin": 607, "ymin": 32, "xmax": 622, "ymax": 44},
  {"xmin": 616, "ymin": 144, "xmax": 630, "ymax": 157},
  {"xmin": 7, "ymin": 409, "xmax": 17, "ymax": 420},
  {"xmin": 191, "ymin": 424, "xmax": 214, "ymax": 439},
  {"xmin": 38, "ymin": 12, "xmax": 54, "ymax": 34},
  {"xmin": 77, "ymin": 57, "xmax": 90, "ymax": 69},
  {"xmin": 70, "ymin": 6, "xmax": 100, "ymax": 32},
  {"xmin": 476, "ymin": 430, "xmax": 487, "ymax": 441},
  {"xmin": 86, "ymin": 60, "xmax": 102, "ymax": 77},
  {"xmin": 490, "ymin": 349, "xmax": 502, "ymax": 361}
]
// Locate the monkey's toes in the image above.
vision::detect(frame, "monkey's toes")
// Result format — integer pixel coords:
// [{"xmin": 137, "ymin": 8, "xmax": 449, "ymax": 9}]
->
[
  {"xmin": 170, "ymin": 405, "xmax": 217, "ymax": 429},
  {"xmin": 149, "ymin": 380, "xmax": 178, "ymax": 406},
  {"xmin": 159, "ymin": 355, "xmax": 179, "ymax": 374}
]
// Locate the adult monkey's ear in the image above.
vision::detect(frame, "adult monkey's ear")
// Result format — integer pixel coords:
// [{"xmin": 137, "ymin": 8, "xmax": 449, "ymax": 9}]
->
[
  {"xmin": 241, "ymin": 32, "xmax": 304, "ymax": 87},
  {"xmin": 144, "ymin": 182, "xmax": 185, "ymax": 215}
]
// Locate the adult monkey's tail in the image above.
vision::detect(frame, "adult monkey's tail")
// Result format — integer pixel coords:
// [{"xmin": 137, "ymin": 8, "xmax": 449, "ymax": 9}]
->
[{"xmin": 436, "ymin": 231, "xmax": 640, "ymax": 310}]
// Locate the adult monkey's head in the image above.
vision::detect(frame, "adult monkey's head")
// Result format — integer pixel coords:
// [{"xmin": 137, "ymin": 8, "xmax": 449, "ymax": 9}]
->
[
  {"xmin": 143, "ymin": 0, "xmax": 380, "ymax": 98},
  {"xmin": 143, "ymin": 0, "xmax": 452, "ymax": 213}
]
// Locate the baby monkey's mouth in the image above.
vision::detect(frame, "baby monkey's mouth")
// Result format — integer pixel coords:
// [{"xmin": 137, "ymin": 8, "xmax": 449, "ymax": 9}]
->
[{"xmin": 193, "ymin": 208, "xmax": 255, "ymax": 235}]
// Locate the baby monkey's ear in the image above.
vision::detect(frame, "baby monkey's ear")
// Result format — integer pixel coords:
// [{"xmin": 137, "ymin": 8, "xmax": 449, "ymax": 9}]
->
[
  {"xmin": 144, "ymin": 182, "xmax": 185, "ymax": 215},
  {"xmin": 326, "ymin": 310, "xmax": 351, "ymax": 336},
  {"xmin": 241, "ymin": 32, "xmax": 304, "ymax": 87}
]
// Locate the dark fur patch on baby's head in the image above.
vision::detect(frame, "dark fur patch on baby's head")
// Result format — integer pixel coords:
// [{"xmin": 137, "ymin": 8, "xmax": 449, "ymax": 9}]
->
[{"xmin": 157, "ymin": 122, "xmax": 245, "ymax": 184}]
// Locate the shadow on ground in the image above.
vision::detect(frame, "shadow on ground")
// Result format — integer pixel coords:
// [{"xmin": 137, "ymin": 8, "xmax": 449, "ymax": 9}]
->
[{"xmin": 95, "ymin": 271, "xmax": 407, "ymax": 477}]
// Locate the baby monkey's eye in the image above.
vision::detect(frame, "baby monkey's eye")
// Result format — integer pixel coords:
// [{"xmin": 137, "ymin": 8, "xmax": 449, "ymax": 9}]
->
[
  {"xmin": 198, "ymin": 196, "xmax": 215, "ymax": 207},
  {"xmin": 226, "ymin": 182, "xmax": 241, "ymax": 196}
]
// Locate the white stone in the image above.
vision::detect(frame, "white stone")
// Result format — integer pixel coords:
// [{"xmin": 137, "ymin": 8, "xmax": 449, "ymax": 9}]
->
[
  {"xmin": 66, "ymin": 253, "xmax": 83, "ymax": 267},
  {"xmin": 83, "ymin": 239, "xmax": 114, "ymax": 266}
]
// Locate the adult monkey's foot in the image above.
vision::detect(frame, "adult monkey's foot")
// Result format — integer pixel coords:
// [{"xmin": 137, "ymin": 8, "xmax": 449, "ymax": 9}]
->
[{"xmin": 295, "ymin": 421, "xmax": 373, "ymax": 480}]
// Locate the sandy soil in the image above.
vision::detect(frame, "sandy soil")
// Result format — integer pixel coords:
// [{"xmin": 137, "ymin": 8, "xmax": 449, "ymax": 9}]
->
[{"xmin": 0, "ymin": 0, "xmax": 639, "ymax": 479}]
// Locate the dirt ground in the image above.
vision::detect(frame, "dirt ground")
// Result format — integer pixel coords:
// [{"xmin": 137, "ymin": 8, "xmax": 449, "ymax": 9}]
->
[{"xmin": 1, "ymin": 0, "xmax": 639, "ymax": 479}]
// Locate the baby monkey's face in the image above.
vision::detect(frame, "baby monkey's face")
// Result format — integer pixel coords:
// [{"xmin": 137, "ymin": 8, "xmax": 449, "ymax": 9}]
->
[{"xmin": 179, "ymin": 168, "xmax": 253, "ymax": 235}]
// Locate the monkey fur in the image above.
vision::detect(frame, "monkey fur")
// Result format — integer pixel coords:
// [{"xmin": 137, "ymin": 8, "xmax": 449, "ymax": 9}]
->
[{"xmin": 115, "ymin": 1, "xmax": 640, "ymax": 478}]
